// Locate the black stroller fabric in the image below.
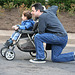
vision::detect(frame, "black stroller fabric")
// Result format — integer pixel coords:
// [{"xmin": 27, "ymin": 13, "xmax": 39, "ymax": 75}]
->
[{"xmin": 18, "ymin": 37, "xmax": 35, "ymax": 50}]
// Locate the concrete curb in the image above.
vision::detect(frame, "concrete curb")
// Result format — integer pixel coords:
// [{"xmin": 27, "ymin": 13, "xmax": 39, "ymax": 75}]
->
[
  {"xmin": 0, "ymin": 30, "xmax": 14, "ymax": 36},
  {"xmin": 0, "ymin": 30, "xmax": 75, "ymax": 39}
]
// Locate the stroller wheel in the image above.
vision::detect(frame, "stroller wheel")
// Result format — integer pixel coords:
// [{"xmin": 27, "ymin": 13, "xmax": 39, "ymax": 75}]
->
[
  {"xmin": 30, "ymin": 51, "xmax": 36, "ymax": 57},
  {"xmin": 4, "ymin": 49, "xmax": 15, "ymax": 61},
  {"xmin": 44, "ymin": 51, "xmax": 47, "ymax": 59},
  {"xmin": 1, "ymin": 47, "xmax": 8, "ymax": 57}
]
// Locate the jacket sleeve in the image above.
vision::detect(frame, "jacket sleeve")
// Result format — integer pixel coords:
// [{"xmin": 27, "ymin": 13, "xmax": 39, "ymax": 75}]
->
[
  {"xmin": 38, "ymin": 16, "xmax": 46, "ymax": 34},
  {"xmin": 18, "ymin": 22, "xmax": 32, "ymax": 30},
  {"xmin": 46, "ymin": 6, "xmax": 58, "ymax": 15}
]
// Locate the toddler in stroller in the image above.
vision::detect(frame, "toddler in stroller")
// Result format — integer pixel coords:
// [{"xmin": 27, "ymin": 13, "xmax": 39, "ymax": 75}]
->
[
  {"xmin": 0, "ymin": 10, "xmax": 36, "ymax": 60},
  {"xmin": 1, "ymin": 6, "xmax": 48, "ymax": 61},
  {"xmin": 4, "ymin": 10, "xmax": 35, "ymax": 48},
  {"xmin": 0, "ymin": 19, "xmax": 47, "ymax": 61}
]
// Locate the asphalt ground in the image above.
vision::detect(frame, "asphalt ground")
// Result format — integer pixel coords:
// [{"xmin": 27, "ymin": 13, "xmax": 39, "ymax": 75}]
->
[{"xmin": 0, "ymin": 30, "xmax": 75, "ymax": 75}]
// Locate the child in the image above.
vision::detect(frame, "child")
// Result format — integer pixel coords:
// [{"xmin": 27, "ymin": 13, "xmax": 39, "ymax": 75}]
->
[{"xmin": 4, "ymin": 10, "xmax": 35, "ymax": 47}]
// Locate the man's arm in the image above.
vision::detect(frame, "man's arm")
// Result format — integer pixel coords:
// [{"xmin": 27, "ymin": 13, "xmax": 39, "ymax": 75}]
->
[
  {"xmin": 46, "ymin": 6, "xmax": 58, "ymax": 15},
  {"xmin": 38, "ymin": 16, "xmax": 46, "ymax": 34}
]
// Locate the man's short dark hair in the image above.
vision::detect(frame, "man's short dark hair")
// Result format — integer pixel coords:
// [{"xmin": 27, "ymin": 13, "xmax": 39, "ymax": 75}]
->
[{"xmin": 32, "ymin": 3, "xmax": 44, "ymax": 12}]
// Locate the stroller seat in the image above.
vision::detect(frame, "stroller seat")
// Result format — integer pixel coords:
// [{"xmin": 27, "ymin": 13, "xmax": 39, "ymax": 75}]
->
[{"xmin": 16, "ymin": 20, "xmax": 39, "ymax": 51}]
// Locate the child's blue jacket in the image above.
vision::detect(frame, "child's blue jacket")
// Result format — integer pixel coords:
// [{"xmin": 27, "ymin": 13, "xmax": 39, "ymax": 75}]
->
[{"xmin": 17, "ymin": 19, "xmax": 35, "ymax": 30}]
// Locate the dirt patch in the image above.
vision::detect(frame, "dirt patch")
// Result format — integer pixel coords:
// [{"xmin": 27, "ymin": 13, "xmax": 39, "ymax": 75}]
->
[
  {"xmin": 0, "ymin": 8, "xmax": 75, "ymax": 33},
  {"xmin": 58, "ymin": 12, "xmax": 75, "ymax": 33},
  {"xmin": 0, "ymin": 8, "xmax": 21, "ymax": 30}
]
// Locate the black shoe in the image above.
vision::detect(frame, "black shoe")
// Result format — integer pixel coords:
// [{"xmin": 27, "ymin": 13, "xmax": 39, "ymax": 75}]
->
[
  {"xmin": 29, "ymin": 58, "xmax": 46, "ymax": 63},
  {"xmin": 4, "ymin": 40, "xmax": 12, "ymax": 47}
]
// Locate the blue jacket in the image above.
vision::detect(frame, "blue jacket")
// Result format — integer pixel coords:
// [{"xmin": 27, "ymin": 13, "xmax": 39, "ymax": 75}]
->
[{"xmin": 17, "ymin": 19, "xmax": 35, "ymax": 31}]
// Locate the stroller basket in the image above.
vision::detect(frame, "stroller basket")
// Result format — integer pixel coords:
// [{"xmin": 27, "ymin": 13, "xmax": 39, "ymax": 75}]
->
[{"xmin": 17, "ymin": 34, "xmax": 35, "ymax": 51}]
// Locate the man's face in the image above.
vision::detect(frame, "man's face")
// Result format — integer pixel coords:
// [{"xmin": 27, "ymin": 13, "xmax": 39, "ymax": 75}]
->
[{"xmin": 31, "ymin": 7, "xmax": 39, "ymax": 18}]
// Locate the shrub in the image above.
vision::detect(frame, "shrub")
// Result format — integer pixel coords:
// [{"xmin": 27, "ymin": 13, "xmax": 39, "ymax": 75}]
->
[
  {"xmin": 58, "ymin": 3, "xmax": 65, "ymax": 12},
  {"xmin": 18, "ymin": 3, "xmax": 31, "ymax": 16},
  {"xmin": 48, "ymin": 0, "xmax": 75, "ymax": 12},
  {"xmin": 0, "ymin": 0, "xmax": 75, "ymax": 12},
  {"xmin": 0, "ymin": 6, "xmax": 5, "ymax": 16},
  {"xmin": 0, "ymin": 0, "xmax": 45, "ymax": 7},
  {"xmin": 68, "ymin": 4, "xmax": 75, "ymax": 16},
  {"xmin": 3, "ymin": 1, "xmax": 16, "ymax": 11}
]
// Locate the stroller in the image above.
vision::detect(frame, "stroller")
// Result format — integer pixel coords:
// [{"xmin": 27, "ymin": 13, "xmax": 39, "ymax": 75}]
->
[{"xmin": 0, "ymin": 21, "xmax": 47, "ymax": 61}]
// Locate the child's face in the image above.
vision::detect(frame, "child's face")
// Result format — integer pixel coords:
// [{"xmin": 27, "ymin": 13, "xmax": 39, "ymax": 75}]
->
[{"xmin": 22, "ymin": 14, "xmax": 28, "ymax": 21}]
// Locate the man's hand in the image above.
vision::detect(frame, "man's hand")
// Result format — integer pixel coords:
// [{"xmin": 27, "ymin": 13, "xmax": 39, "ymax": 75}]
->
[{"xmin": 15, "ymin": 26, "xmax": 19, "ymax": 30}]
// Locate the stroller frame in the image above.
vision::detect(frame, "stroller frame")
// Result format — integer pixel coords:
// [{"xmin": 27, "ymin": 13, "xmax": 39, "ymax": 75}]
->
[
  {"xmin": 0, "ymin": 30, "xmax": 47, "ymax": 61},
  {"xmin": 17, "ymin": 30, "xmax": 36, "ymax": 52}
]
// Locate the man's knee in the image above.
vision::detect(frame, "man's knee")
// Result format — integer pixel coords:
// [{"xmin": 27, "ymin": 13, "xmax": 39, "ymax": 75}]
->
[
  {"xmin": 51, "ymin": 56, "xmax": 58, "ymax": 62},
  {"xmin": 34, "ymin": 33, "xmax": 41, "ymax": 40}
]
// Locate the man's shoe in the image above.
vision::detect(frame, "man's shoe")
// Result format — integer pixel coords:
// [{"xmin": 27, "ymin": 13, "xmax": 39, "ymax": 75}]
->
[{"xmin": 29, "ymin": 58, "xmax": 46, "ymax": 63}]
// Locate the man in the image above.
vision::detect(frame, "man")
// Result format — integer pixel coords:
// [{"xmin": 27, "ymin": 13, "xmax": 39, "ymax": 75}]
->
[{"xmin": 29, "ymin": 3, "xmax": 75, "ymax": 63}]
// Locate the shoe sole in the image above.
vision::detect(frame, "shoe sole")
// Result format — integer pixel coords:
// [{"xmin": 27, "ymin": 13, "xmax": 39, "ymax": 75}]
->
[{"xmin": 29, "ymin": 59, "xmax": 46, "ymax": 63}]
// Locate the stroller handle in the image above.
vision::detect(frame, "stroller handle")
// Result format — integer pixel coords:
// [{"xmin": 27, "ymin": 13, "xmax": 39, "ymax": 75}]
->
[
  {"xmin": 17, "ymin": 29, "xmax": 35, "ymax": 34},
  {"xmin": 22, "ymin": 30, "xmax": 35, "ymax": 34}
]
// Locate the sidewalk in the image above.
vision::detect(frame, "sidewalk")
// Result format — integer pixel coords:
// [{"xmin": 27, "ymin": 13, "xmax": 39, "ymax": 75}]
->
[{"xmin": 0, "ymin": 30, "xmax": 75, "ymax": 47}]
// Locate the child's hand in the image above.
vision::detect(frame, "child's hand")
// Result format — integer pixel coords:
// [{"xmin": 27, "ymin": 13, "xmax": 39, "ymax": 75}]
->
[
  {"xmin": 15, "ymin": 26, "xmax": 19, "ymax": 30},
  {"xmin": 12, "ymin": 25, "xmax": 17, "ymax": 29}
]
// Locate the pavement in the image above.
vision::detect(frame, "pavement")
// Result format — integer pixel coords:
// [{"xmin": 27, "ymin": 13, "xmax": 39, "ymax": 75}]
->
[
  {"xmin": 0, "ymin": 30, "xmax": 75, "ymax": 47},
  {"xmin": 0, "ymin": 30, "xmax": 75, "ymax": 75}
]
